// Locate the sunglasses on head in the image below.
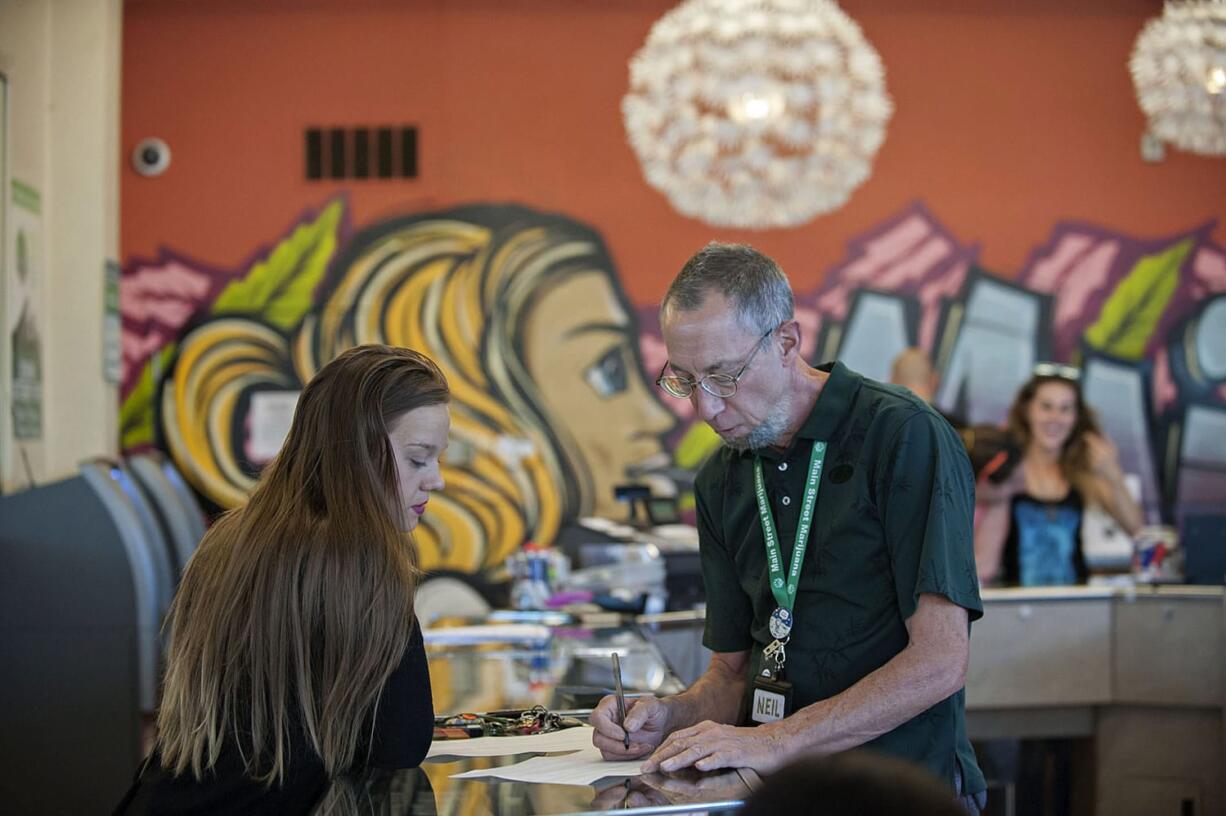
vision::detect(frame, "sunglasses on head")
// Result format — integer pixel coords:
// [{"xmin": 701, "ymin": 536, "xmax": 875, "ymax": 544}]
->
[{"xmin": 1032, "ymin": 362, "xmax": 1080, "ymax": 382}]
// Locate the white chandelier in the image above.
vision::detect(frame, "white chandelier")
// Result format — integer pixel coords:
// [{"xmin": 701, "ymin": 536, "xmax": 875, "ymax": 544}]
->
[
  {"xmin": 1130, "ymin": 1, "xmax": 1226, "ymax": 156},
  {"xmin": 622, "ymin": 0, "xmax": 893, "ymax": 230}
]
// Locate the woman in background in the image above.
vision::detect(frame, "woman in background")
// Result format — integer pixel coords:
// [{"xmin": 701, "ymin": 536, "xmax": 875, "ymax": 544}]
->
[
  {"xmin": 974, "ymin": 364, "xmax": 1142, "ymax": 586},
  {"xmin": 115, "ymin": 344, "xmax": 447, "ymax": 814}
]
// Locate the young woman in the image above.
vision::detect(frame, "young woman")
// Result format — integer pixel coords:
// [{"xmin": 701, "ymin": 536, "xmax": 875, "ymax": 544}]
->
[
  {"xmin": 115, "ymin": 344, "xmax": 448, "ymax": 814},
  {"xmin": 974, "ymin": 365, "xmax": 1143, "ymax": 586}
]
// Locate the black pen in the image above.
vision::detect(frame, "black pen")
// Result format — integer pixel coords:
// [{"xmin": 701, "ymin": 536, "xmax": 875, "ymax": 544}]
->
[{"xmin": 612, "ymin": 652, "xmax": 630, "ymax": 750}]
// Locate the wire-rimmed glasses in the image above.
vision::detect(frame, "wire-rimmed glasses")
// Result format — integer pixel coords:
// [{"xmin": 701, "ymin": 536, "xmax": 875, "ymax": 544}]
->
[{"xmin": 656, "ymin": 328, "xmax": 775, "ymax": 399}]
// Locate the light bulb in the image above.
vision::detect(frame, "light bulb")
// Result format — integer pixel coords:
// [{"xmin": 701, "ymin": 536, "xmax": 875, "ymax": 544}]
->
[
  {"xmin": 1207, "ymin": 66, "xmax": 1226, "ymax": 95},
  {"xmin": 727, "ymin": 87, "xmax": 786, "ymax": 124},
  {"xmin": 741, "ymin": 96, "xmax": 773, "ymax": 120}
]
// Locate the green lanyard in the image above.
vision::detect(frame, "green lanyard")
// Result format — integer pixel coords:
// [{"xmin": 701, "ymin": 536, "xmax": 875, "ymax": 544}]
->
[{"xmin": 753, "ymin": 440, "xmax": 827, "ymax": 615}]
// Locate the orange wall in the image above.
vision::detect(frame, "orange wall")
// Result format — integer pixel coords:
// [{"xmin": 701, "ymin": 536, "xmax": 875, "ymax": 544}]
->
[{"xmin": 121, "ymin": 0, "xmax": 1226, "ymax": 306}]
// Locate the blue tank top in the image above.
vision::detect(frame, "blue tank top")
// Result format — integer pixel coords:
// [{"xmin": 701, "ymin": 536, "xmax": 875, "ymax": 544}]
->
[{"xmin": 1003, "ymin": 489, "xmax": 1086, "ymax": 586}]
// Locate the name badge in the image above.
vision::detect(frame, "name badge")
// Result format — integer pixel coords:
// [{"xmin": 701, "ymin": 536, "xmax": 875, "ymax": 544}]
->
[{"xmin": 750, "ymin": 674, "xmax": 793, "ymax": 723}]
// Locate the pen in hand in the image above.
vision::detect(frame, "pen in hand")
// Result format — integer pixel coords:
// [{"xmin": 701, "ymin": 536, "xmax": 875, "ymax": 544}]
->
[{"xmin": 612, "ymin": 652, "xmax": 630, "ymax": 750}]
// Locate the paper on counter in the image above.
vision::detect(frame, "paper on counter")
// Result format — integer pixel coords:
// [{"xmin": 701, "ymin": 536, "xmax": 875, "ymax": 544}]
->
[
  {"xmin": 450, "ymin": 744, "xmax": 642, "ymax": 786},
  {"xmin": 421, "ymin": 623, "xmax": 551, "ymax": 646},
  {"xmin": 427, "ymin": 725, "xmax": 597, "ymax": 758}
]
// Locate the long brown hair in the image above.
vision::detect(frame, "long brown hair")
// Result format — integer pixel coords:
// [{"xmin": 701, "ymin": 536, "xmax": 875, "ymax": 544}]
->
[
  {"xmin": 157, "ymin": 344, "xmax": 449, "ymax": 784},
  {"xmin": 1006, "ymin": 373, "xmax": 1101, "ymax": 492}
]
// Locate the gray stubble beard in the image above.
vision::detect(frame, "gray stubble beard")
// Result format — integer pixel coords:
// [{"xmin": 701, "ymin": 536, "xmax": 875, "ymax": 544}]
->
[{"xmin": 720, "ymin": 390, "xmax": 794, "ymax": 452}]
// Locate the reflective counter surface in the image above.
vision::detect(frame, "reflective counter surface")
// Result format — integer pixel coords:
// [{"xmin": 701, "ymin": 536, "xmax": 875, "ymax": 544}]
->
[
  {"xmin": 397, "ymin": 617, "xmax": 753, "ymax": 816},
  {"xmin": 425, "ymin": 617, "xmax": 685, "ymax": 716},
  {"xmin": 320, "ymin": 766, "xmax": 755, "ymax": 816}
]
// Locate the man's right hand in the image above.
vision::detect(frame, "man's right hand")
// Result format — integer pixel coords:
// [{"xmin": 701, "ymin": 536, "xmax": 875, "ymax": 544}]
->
[{"xmin": 590, "ymin": 694, "xmax": 671, "ymax": 760}]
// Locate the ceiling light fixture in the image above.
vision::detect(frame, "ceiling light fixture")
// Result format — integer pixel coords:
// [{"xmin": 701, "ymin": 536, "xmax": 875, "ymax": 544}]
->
[
  {"xmin": 622, "ymin": 0, "xmax": 894, "ymax": 229},
  {"xmin": 1130, "ymin": 1, "xmax": 1226, "ymax": 156}
]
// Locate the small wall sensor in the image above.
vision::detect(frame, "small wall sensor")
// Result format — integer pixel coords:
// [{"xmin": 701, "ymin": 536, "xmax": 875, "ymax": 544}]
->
[
  {"xmin": 1140, "ymin": 131, "xmax": 1166, "ymax": 163},
  {"xmin": 132, "ymin": 137, "xmax": 171, "ymax": 177}
]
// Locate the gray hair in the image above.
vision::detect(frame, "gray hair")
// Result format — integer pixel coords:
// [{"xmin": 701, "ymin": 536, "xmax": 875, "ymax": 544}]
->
[{"xmin": 660, "ymin": 242, "xmax": 794, "ymax": 335}]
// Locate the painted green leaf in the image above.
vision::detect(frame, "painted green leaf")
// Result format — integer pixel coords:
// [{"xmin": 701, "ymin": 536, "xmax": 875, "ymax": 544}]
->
[
  {"xmin": 674, "ymin": 420, "xmax": 721, "ymax": 470},
  {"xmin": 672, "ymin": 422, "xmax": 722, "ymax": 513},
  {"xmin": 119, "ymin": 344, "xmax": 177, "ymax": 450},
  {"xmin": 1083, "ymin": 238, "xmax": 1191, "ymax": 360},
  {"xmin": 211, "ymin": 199, "xmax": 343, "ymax": 330}
]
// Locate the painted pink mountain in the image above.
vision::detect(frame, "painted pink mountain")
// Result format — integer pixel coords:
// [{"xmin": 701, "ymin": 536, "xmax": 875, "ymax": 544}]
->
[
  {"xmin": 119, "ymin": 253, "xmax": 239, "ymax": 399},
  {"xmin": 806, "ymin": 201, "xmax": 979, "ymax": 354}
]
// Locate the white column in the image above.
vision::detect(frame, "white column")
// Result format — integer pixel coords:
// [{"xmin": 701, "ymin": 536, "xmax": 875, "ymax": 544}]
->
[{"xmin": 0, "ymin": 0, "xmax": 122, "ymax": 489}]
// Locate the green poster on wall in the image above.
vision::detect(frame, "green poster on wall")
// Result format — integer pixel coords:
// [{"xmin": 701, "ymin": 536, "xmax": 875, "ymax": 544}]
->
[
  {"xmin": 104, "ymin": 259, "xmax": 121, "ymax": 384},
  {"xmin": 9, "ymin": 179, "xmax": 42, "ymax": 440},
  {"xmin": 0, "ymin": 72, "xmax": 7, "ymax": 469}
]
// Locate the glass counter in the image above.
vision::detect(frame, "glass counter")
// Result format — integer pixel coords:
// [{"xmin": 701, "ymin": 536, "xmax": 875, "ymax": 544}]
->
[
  {"xmin": 321, "ymin": 765, "xmax": 754, "ymax": 815},
  {"xmin": 396, "ymin": 617, "xmax": 754, "ymax": 815}
]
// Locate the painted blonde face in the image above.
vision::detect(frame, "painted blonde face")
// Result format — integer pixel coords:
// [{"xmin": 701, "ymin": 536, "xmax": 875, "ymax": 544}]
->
[
  {"xmin": 386, "ymin": 403, "xmax": 451, "ymax": 533},
  {"xmin": 522, "ymin": 270, "xmax": 676, "ymax": 517}
]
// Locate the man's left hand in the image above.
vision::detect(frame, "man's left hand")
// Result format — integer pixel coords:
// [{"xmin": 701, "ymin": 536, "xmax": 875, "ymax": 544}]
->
[{"xmin": 640, "ymin": 720, "xmax": 793, "ymax": 775}]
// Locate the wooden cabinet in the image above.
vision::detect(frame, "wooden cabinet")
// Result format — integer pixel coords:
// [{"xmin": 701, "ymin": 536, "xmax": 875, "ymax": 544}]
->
[
  {"xmin": 1113, "ymin": 593, "xmax": 1223, "ymax": 707},
  {"xmin": 968, "ymin": 593, "xmax": 1113, "ymax": 709}
]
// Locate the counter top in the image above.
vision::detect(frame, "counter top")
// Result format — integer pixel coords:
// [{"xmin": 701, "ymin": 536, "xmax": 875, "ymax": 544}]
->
[
  {"xmin": 636, "ymin": 584, "xmax": 1223, "ymax": 623},
  {"xmin": 415, "ymin": 618, "xmax": 739, "ymax": 815},
  {"xmin": 417, "ymin": 760, "xmax": 755, "ymax": 815},
  {"xmin": 979, "ymin": 583, "xmax": 1223, "ymax": 602}
]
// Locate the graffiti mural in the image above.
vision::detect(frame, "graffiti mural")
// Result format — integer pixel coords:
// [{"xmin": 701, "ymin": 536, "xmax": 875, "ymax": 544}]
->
[
  {"xmin": 791, "ymin": 202, "xmax": 1226, "ymax": 524},
  {"xmin": 122, "ymin": 200, "xmax": 1225, "ymax": 580},
  {"xmin": 121, "ymin": 203, "xmax": 677, "ymax": 576}
]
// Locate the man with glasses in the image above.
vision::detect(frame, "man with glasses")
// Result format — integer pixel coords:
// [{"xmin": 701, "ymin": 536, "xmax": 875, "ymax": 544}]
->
[{"xmin": 591, "ymin": 243, "xmax": 987, "ymax": 813}]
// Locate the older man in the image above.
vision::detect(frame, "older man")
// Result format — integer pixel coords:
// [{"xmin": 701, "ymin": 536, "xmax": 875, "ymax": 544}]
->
[{"xmin": 591, "ymin": 243, "xmax": 986, "ymax": 810}]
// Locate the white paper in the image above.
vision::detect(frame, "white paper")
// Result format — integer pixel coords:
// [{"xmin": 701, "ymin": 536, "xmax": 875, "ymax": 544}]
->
[
  {"xmin": 248, "ymin": 390, "xmax": 300, "ymax": 464},
  {"xmin": 427, "ymin": 725, "xmax": 597, "ymax": 758},
  {"xmin": 421, "ymin": 623, "xmax": 551, "ymax": 646},
  {"xmin": 450, "ymin": 744, "xmax": 642, "ymax": 786}
]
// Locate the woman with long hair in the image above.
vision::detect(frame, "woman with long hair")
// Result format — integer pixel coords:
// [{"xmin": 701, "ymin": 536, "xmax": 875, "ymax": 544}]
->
[
  {"xmin": 116, "ymin": 344, "xmax": 447, "ymax": 814},
  {"xmin": 973, "ymin": 364, "xmax": 1142, "ymax": 586}
]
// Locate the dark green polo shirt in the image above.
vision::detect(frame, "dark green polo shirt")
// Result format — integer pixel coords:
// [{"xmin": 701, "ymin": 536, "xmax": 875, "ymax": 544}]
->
[{"xmin": 695, "ymin": 361, "xmax": 984, "ymax": 794}]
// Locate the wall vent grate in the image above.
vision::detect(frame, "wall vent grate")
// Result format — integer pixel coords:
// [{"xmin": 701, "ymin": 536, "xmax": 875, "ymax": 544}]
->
[{"xmin": 304, "ymin": 126, "xmax": 418, "ymax": 181}]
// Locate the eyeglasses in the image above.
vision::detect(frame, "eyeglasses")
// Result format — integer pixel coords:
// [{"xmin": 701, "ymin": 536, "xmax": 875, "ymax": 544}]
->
[
  {"xmin": 1033, "ymin": 362, "xmax": 1080, "ymax": 382},
  {"xmin": 656, "ymin": 328, "xmax": 775, "ymax": 399}
]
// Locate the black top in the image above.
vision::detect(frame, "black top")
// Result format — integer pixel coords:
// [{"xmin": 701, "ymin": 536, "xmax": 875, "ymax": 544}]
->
[{"xmin": 114, "ymin": 622, "xmax": 434, "ymax": 815}]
